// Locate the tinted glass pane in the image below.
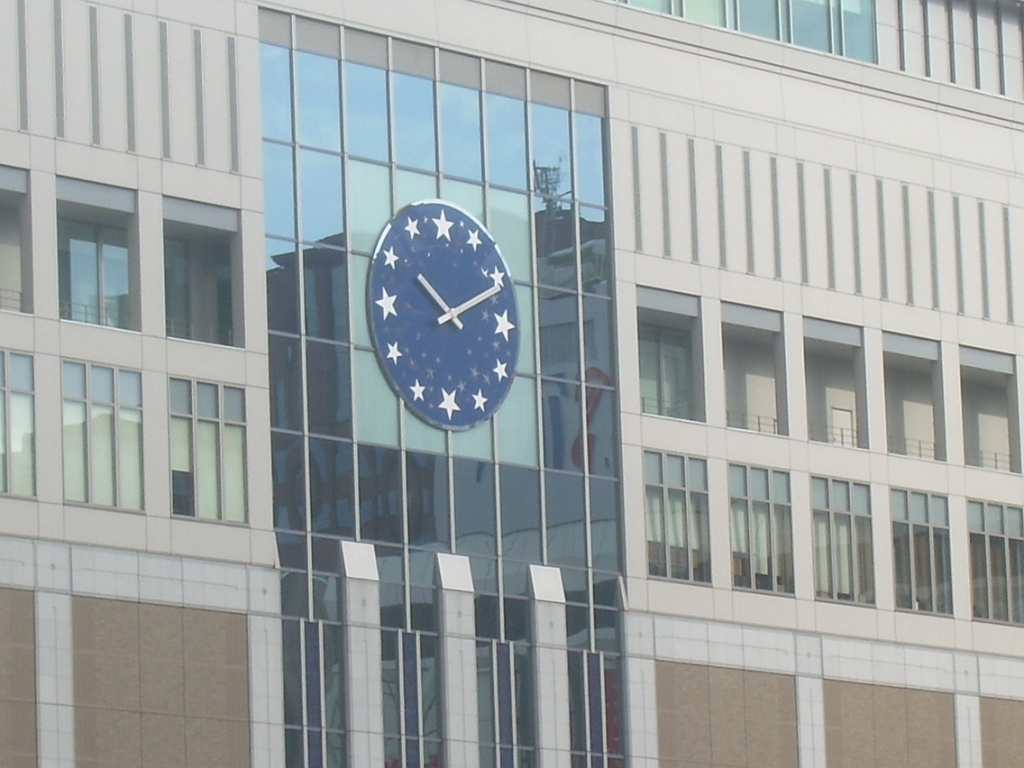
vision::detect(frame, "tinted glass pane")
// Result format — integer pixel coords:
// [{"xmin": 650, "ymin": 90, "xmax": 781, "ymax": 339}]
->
[
  {"xmin": 299, "ymin": 149, "xmax": 344, "ymax": 243},
  {"xmin": 9, "ymin": 354, "xmax": 31, "ymax": 391},
  {"xmin": 738, "ymin": 0, "xmax": 779, "ymax": 38},
  {"xmin": 308, "ymin": 437, "xmax": 354, "ymax": 536},
  {"xmin": 304, "ymin": 245, "xmax": 348, "ymax": 341},
  {"xmin": 455, "ymin": 458, "xmax": 497, "ymax": 556},
  {"xmin": 269, "ymin": 334, "xmax": 303, "ymax": 431},
  {"xmin": 407, "ymin": 451, "xmax": 450, "ymax": 548},
  {"xmin": 792, "ymin": 0, "xmax": 831, "ymax": 52},
  {"xmin": 500, "ymin": 465, "xmax": 540, "ymax": 561},
  {"xmin": 574, "ymin": 113, "xmax": 604, "ymax": 206},
  {"xmin": 542, "ymin": 379, "xmax": 581, "ymax": 472},
  {"xmin": 531, "ymin": 104, "xmax": 571, "ymax": 198},
  {"xmin": 347, "ymin": 161, "xmax": 391, "ymax": 253},
  {"xmin": 267, "ymin": 238, "xmax": 300, "ymax": 334},
  {"xmin": 264, "ymin": 141, "xmax": 297, "ymax": 239},
  {"xmin": 306, "ymin": 341, "xmax": 351, "ymax": 437},
  {"xmin": 296, "ymin": 51, "xmax": 341, "ymax": 151},
  {"xmin": 261, "ymin": 43, "xmax": 292, "ymax": 142},
  {"xmin": 579, "ymin": 206, "xmax": 609, "ymax": 296},
  {"xmin": 441, "ymin": 83, "xmax": 482, "ymax": 181},
  {"xmin": 582, "ymin": 295, "xmax": 614, "ymax": 379},
  {"xmin": 590, "ymin": 477, "xmax": 620, "ymax": 572},
  {"xmin": 486, "ymin": 94, "xmax": 527, "ymax": 189},
  {"xmin": 539, "ymin": 290, "xmax": 579, "ymax": 380},
  {"xmin": 535, "ymin": 199, "xmax": 576, "ymax": 290},
  {"xmin": 345, "ymin": 63, "xmax": 388, "ymax": 161},
  {"xmin": 488, "ymin": 189, "xmax": 531, "ymax": 281},
  {"xmin": 196, "ymin": 382, "xmax": 218, "ymax": 418},
  {"xmin": 118, "ymin": 370, "xmax": 141, "ymax": 407},
  {"xmin": 842, "ymin": 0, "xmax": 876, "ymax": 62},
  {"xmin": 272, "ymin": 430, "xmax": 306, "ymax": 530},
  {"xmin": 101, "ymin": 229, "xmax": 130, "ymax": 329},
  {"xmin": 358, "ymin": 445, "xmax": 402, "ymax": 543},
  {"xmin": 546, "ymin": 471, "xmax": 586, "ymax": 567},
  {"xmin": 585, "ymin": 386, "xmax": 617, "ymax": 477},
  {"xmin": 169, "ymin": 378, "xmax": 191, "ymax": 415},
  {"xmin": 393, "ymin": 73, "xmax": 436, "ymax": 171}
]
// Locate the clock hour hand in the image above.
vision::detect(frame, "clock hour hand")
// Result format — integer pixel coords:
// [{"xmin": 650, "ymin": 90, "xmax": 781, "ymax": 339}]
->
[
  {"xmin": 416, "ymin": 274, "xmax": 464, "ymax": 330},
  {"xmin": 437, "ymin": 283, "xmax": 502, "ymax": 326}
]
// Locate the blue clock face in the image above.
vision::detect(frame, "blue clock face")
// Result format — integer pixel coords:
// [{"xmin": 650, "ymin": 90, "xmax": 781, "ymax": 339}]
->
[{"xmin": 368, "ymin": 200, "xmax": 520, "ymax": 430}]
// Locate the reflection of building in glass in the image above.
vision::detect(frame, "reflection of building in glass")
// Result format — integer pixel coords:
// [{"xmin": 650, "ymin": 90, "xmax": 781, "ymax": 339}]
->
[{"xmin": 6, "ymin": 0, "xmax": 1024, "ymax": 765}]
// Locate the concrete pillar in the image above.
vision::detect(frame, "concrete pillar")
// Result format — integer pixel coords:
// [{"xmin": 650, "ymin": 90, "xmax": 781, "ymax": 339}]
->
[
  {"xmin": 339, "ymin": 540, "xmax": 384, "ymax": 768},
  {"xmin": 529, "ymin": 564, "xmax": 570, "ymax": 768},
  {"xmin": 436, "ymin": 552, "xmax": 479, "ymax": 768}
]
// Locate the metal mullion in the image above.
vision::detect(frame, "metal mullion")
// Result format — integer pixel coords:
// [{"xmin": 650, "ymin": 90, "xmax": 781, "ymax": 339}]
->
[{"xmin": 996, "ymin": 0, "xmax": 1007, "ymax": 94}]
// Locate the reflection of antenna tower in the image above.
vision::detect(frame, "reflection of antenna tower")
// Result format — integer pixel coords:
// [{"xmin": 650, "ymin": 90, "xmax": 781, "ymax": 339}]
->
[{"xmin": 533, "ymin": 163, "xmax": 562, "ymax": 209}]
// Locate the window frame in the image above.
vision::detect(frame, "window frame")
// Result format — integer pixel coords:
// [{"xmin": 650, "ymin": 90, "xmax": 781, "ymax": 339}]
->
[
  {"xmin": 643, "ymin": 450, "xmax": 711, "ymax": 583},
  {"xmin": 728, "ymin": 463, "xmax": 794, "ymax": 594},
  {"xmin": 0, "ymin": 351, "xmax": 34, "ymax": 497},
  {"xmin": 890, "ymin": 488, "xmax": 953, "ymax": 615},
  {"xmin": 169, "ymin": 377, "xmax": 248, "ymax": 523},
  {"xmin": 57, "ymin": 217, "xmax": 134, "ymax": 329},
  {"xmin": 811, "ymin": 476, "xmax": 875, "ymax": 604},
  {"xmin": 61, "ymin": 360, "xmax": 143, "ymax": 510},
  {"xmin": 968, "ymin": 500, "xmax": 1024, "ymax": 624}
]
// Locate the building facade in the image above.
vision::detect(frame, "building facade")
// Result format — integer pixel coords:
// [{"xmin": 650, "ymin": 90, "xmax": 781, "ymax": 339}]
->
[{"xmin": 3, "ymin": 0, "xmax": 1024, "ymax": 767}]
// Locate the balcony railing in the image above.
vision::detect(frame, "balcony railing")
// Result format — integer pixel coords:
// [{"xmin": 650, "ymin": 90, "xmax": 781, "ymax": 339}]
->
[
  {"xmin": 808, "ymin": 422, "xmax": 859, "ymax": 447},
  {"xmin": 60, "ymin": 301, "xmax": 130, "ymax": 329},
  {"xmin": 966, "ymin": 449, "xmax": 1013, "ymax": 472},
  {"xmin": 166, "ymin": 318, "xmax": 235, "ymax": 346},
  {"xmin": 0, "ymin": 288, "xmax": 22, "ymax": 312},
  {"xmin": 641, "ymin": 396, "xmax": 690, "ymax": 420},
  {"xmin": 888, "ymin": 437, "xmax": 936, "ymax": 460},
  {"xmin": 727, "ymin": 411, "xmax": 778, "ymax": 434}
]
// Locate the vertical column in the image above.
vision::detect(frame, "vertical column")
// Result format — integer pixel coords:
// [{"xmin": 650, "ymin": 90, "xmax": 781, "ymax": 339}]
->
[
  {"xmin": 436, "ymin": 553, "xmax": 479, "ymax": 768},
  {"xmin": 529, "ymin": 564, "xmax": 570, "ymax": 768},
  {"xmin": 339, "ymin": 541, "xmax": 384, "ymax": 768},
  {"xmin": 36, "ymin": 591, "xmax": 73, "ymax": 768},
  {"xmin": 796, "ymin": 677, "xmax": 826, "ymax": 768},
  {"xmin": 954, "ymin": 693, "xmax": 983, "ymax": 768}
]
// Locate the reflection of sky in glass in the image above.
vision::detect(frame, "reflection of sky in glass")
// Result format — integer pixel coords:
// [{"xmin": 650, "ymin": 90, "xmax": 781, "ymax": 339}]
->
[
  {"xmin": 346, "ymin": 161, "xmax": 390, "ymax": 253},
  {"xmin": 345, "ymin": 63, "xmax": 388, "ymax": 161},
  {"xmin": 440, "ymin": 84, "xmax": 482, "ymax": 181},
  {"xmin": 574, "ymin": 114, "xmax": 604, "ymax": 206},
  {"xmin": 260, "ymin": 44, "xmax": 292, "ymax": 141},
  {"xmin": 299, "ymin": 149, "xmax": 343, "ymax": 243},
  {"xmin": 486, "ymin": 94, "xmax": 527, "ymax": 190},
  {"xmin": 531, "ymin": 103, "xmax": 571, "ymax": 198},
  {"xmin": 792, "ymin": 0, "xmax": 830, "ymax": 52},
  {"xmin": 296, "ymin": 52, "xmax": 341, "ymax": 151},
  {"xmin": 393, "ymin": 73, "xmax": 436, "ymax": 171},
  {"xmin": 263, "ymin": 142, "xmax": 296, "ymax": 238}
]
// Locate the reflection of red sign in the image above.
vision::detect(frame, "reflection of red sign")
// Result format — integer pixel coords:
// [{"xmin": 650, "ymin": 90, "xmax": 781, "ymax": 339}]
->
[
  {"xmin": 604, "ymin": 664, "xmax": 622, "ymax": 754},
  {"xmin": 572, "ymin": 367, "xmax": 613, "ymax": 471}
]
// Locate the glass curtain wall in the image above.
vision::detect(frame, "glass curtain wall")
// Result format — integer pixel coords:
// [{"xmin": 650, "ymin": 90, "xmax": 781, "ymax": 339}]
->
[
  {"xmin": 260, "ymin": 15, "xmax": 620, "ymax": 768},
  {"xmin": 618, "ymin": 0, "xmax": 876, "ymax": 63}
]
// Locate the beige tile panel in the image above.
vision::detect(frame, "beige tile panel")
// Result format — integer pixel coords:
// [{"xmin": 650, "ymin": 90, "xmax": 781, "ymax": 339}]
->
[
  {"xmin": 0, "ymin": 588, "xmax": 36, "ymax": 768},
  {"xmin": 72, "ymin": 596, "xmax": 251, "ymax": 767},
  {"xmin": 980, "ymin": 697, "xmax": 1024, "ymax": 768},
  {"xmin": 656, "ymin": 660, "xmax": 798, "ymax": 768},
  {"xmin": 823, "ymin": 680, "xmax": 956, "ymax": 768}
]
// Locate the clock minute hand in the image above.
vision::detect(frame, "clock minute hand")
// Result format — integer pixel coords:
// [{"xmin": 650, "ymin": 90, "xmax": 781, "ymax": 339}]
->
[
  {"xmin": 416, "ymin": 274, "xmax": 464, "ymax": 330},
  {"xmin": 437, "ymin": 283, "xmax": 502, "ymax": 326}
]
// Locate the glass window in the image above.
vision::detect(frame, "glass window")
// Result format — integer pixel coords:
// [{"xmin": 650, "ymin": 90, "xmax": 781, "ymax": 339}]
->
[
  {"xmin": 406, "ymin": 451, "xmax": 449, "ymax": 548},
  {"xmin": 58, "ymin": 219, "xmax": 132, "ymax": 329},
  {"xmin": 0, "ymin": 194, "xmax": 29, "ymax": 313},
  {"xmin": 455, "ymin": 458, "xmax": 496, "ymax": 556},
  {"xmin": 969, "ymin": 501, "xmax": 1024, "ymax": 624},
  {"xmin": 440, "ymin": 83, "xmax": 482, "ymax": 181},
  {"xmin": 296, "ymin": 51, "xmax": 341, "ymax": 151},
  {"xmin": 574, "ymin": 113, "xmax": 605, "ymax": 207},
  {"xmin": 546, "ymin": 471, "xmax": 586, "ymax": 567},
  {"xmin": 170, "ymin": 378, "xmax": 246, "ymax": 522},
  {"xmin": 644, "ymin": 451, "xmax": 710, "ymax": 582},
  {"xmin": 358, "ymin": 445, "xmax": 402, "ymax": 543},
  {"xmin": 308, "ymin": 436, "xmax": 354, "ymax": 537},
  {"xmin": 164, "ymin": 234, "xmax": 235, "ymax": 345},
  {"xmin": 299, "ymin": 149, "xmax": 344, "ymax": 244},
  {"xmin": 792, "ymin": 0, "xmax": 832, "ymax": 52},
  {"xmin": 530, "ymin": 103, "xmax": 571, "ymax": 199},
  {"xmin": 344, "ymin": 62, "xmax": 389, "ymax": 162},
  {"xmin": 306, "ymin": 340, "xmax": 351, "ymax": 438},
  {"xmin": 393, "ymin": 73, "xmax": 437, "ymax": 171},
  {"xmin": 263, "ymin": 142, "xmax": 297, "ymax": 240},
  {"xmin": 266, "ymin": 237, "xmax": 300, "ymax": 335},
  {"xmin": 730, "ymin": 464, "xmax": 794, "ymax": 593},
  {"xmin": 738, "ymin": 0, "xmax": 780, "ymax": 38},
  {"xmin": 0, "ymin": 352, "xmax": 34, "ymax": 496},
  {"xmin": 485, "ymin": 93, "xmax": 527, "ymax": 190},
  {"xmin": 303, "ymin": 244, "xmax": 348, "ymax": 342},
  {"xmin": 812, "ymin": 477, "xmax": 874, "ymax": 603},
  {"xmin": 841, "ymin": 0, "xmax": 876, "ymax": 62},
  {"xmin": 63, "ymin": 361, "xmax": 142, "ymax": 509},
  {"xmin": 891, "ymin": 488, "xmax": 952, "ymax": 614},
  {"xmin": 260, "ymin": 43, "xmax": 293, "ymax": 142},
  {"xmin": 639, "ymin": 318, "xmax": 699, "ymax": 421}
]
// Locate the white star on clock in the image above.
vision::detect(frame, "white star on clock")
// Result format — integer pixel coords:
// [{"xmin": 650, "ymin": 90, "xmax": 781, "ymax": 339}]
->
[
  {"xmin": 472, "ymin": 390, "xmax": 488, "ymax": 411},
  {"xmin": 386, "ymin": 342, "xmax": 402, "ymax": 364},
  {"xmin": 383, "ymin": 247, "xmax": 399, "ymax": 268},
  {"xmin": 375, "ymin": 287, "xmax": 398, "ymax": 319},
  {"xmin": 432, "ymin": 210, "xmax": 454, "ymax": 241},
  {"xmin": 410, "ymin": 380, "xmax": 425, "ymax": 401},
  {"xmin": 494, "ymin": 310, "xmax": 515, "ymax": 341},
  {"xmin": 467, "ymin": 229, "xmax": 482, "ymax": 251},
  {"xmin": 487, "ymin": 267, "xmax": 505, "ymax": 289},
  {"xmin": 493, "ymin": 359, "xmax": 508, "ymax": 381},
  {"xmin": 439, "ymin": 388, "xmax": 461, "ymax": 420},
  {"xmin": 404, "ymin": 217, "xmax": 421, "ymax": 238}
]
